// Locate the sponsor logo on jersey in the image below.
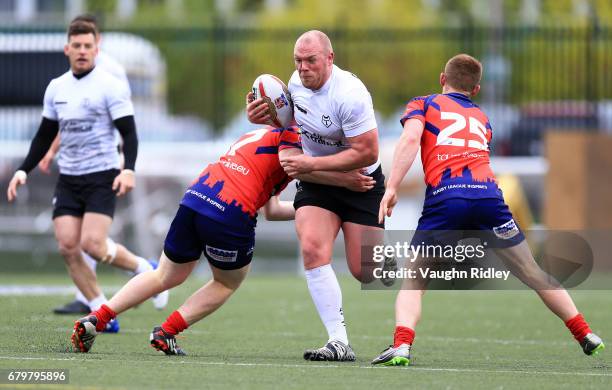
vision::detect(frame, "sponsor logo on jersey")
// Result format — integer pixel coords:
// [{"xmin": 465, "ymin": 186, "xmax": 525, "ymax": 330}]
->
[
  {"xmin": 219, "ymin": 159, "xmax": 250, "ymax": 175},
  {"xmin": 295, "ymin": 104, "xmax": 307, "ymax": 114},
  {"xmin": 62, "ymin": 119, "xmax": 94, "ymax": 133},
  {"xmin": 492, "ymin": 219, "xmax": 520, "ymax": 240},
  {"xmin": 321, "ymin": 114, "xmax": 332, "ymax": 128},
  {"xmin": 300, "ymin": 129, "xmax": 344, "ymax": 148},
  {"xmin": 205, "ymin": 245, "xmax": 238, "ymax": 263}
]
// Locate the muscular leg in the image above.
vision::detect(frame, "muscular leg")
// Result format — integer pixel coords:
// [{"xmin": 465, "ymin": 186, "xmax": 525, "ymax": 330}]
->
[
  {"xmin": 107, "ymin": 252, "xmax": 196, "ymax": 314},
  {"xmin": 74, "ymin": 252, "xmax": 98, "ymax": 306},
  {"xmin": 495, "ymin": 240, "xmax": 578, "ymax": 321},
  {"xmin": 54, "ymin": 215, "xmax": 100, "ymax": 300},
  {"xmin": 342, "ymin": 222, "xmax": 384, "ymax": 283},
  {"xmin": 80, "ymin": 212, "xmax": 144, "ymax": 273},
  {"xmin": 177, "ymin": 264, "xmax": 249, "ymax": 325},
  {"xmin": 297, "ymin": 207, "xmax": 341, "ymax": 271},
  {"xmin": 396, "ymin": 258, "xmax": 429, "ymax": 329},
  {"xmin": 296, "ymin": 206, "xmax": 349, "ymax": 345}
]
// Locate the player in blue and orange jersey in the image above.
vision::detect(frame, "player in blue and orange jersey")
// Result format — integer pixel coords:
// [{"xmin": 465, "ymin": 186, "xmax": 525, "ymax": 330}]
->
[
  {"xmin": 371, "ymin": 54, "xmax": 604, "ymax": 366},
  {"xmin": 70, "ymin": 125, "xmax": 376, "ymax": 355}
]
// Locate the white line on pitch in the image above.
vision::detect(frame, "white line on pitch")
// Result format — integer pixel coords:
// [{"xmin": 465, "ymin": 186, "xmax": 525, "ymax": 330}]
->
[
  {"xmin": 45, "ymin": 326, "xmax": 576, "ymax": 347},
  {"xmin": 0, "ymin": 356, "xmax": 609, "ymax": 377},
  {"xmin": 0, "ymin": 285, "xmax": 122, "ymax": 296}
]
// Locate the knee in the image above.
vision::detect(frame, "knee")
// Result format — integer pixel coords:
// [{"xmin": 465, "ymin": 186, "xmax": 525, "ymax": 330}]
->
[
  {"xmin": 301, "ymin": 240, "xmax": 331, "ymax": 268},
  {"xmin": 350, "ymin": 267, "xmax": 368, "ymax": 283},
  {"xmin": 80, "ymin": 235, "xmax": 106, "ymax": 259},
  {"xmin": 57, "ymin": 239, "xmax": 80, "ymax": 260}
]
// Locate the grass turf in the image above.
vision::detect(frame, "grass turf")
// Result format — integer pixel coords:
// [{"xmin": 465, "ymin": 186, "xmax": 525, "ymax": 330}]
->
[{"xmin": 0, "ymin": 271, "xmax": 610, "ymax": 389}]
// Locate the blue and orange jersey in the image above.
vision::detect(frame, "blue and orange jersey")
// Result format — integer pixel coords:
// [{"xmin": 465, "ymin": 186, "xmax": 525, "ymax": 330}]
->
[
  {"xmin": 401, "ymin": 92, "xmax": 503, "ymax": 206},
  {"xmin": 180, "ymin": 126, "xmax": 301, "ymax": 229}
]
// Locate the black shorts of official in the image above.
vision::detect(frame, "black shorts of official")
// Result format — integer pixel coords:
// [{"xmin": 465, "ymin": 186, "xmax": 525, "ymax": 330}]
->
[
  {"xmin": 163, "ymin": 205, "xmax": 255, "ymax": 271},
  {"xmin": 52, "ymin": 169, "xmax": 119, "ymax": 219},
  {"xmin": 293, "ymin": 165, "xmax": 385, "ymax": 228}
]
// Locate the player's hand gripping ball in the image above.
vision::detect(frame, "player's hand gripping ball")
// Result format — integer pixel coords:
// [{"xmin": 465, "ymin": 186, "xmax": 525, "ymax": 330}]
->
[{"xmin": 251, "ymin": 74, "xmax": 294, "ymax": 128}]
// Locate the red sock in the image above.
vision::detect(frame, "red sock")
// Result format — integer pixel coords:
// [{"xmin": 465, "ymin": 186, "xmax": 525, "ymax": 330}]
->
[
  {"xmin": 92, "ymin": 304, "xmax": 117, "ymax": 332},
  {"xmin": 161, "ymin": 310, "xmax": 189, "ymax": 336},
  {"xmin": 393, "ymin": 326, "xmax": 415, "ymax": 348},
  {"xmin": 565, "ymin": 313, "xmax": 592, "ymax": 342}
]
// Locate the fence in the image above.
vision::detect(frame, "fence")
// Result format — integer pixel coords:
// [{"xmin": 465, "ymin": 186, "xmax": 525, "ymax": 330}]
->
[
  {"xmin": 1, "ymin": 26, "xmax": 612, "ymax": 154},
  {"xmin": 1, "ymin": 25, "xmax": 611, "ymax": 266}
]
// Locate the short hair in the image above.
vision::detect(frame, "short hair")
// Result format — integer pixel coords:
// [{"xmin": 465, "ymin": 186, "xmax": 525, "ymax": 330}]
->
[
  {"xmin": 67, "ymin": 20, "xmax": 97, "ymax": 40},
  {"xmin": 444, "ymin": 54, "xmax": 482, "ymax": 93},
  {"xmin": 71, "ymin": 14, "xmax": 100, "ymax": 35}
]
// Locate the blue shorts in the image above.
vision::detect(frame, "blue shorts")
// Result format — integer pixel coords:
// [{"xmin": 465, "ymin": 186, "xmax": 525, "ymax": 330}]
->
[
  {"xmin": 412, "ymin": 198, "xmax": 525, "ymax": 249},
  {"xmin": 163, "ymin": 205, "xmax": 255, "ymax": 270}
]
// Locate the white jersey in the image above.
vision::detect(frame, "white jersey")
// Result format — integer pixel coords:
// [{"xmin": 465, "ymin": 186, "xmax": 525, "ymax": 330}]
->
[
  {"xmin": 288, "ymin": 64, "xmax": 380, "ymax": 174},
  {"xmin": 96, "ymin": 51, "xmax": 130, "ymax": 94},
  {"xmin": 96, "ymin": 51, "xmax": 130, "ymax": 148},
  {"xmin": 42, "ymin": 66, "xmax": 134, "ymax": 175}
]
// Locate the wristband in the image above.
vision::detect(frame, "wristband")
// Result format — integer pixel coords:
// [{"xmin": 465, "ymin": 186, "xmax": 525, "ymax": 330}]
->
[{"xmin": 14, "ymin": 170, "xmax": 27, "ymax": 181}]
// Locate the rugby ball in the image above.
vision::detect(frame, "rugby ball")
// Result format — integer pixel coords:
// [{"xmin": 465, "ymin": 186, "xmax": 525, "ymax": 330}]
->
[{"xmin": 251, "ymin": 74, "xmax": 293, "ymax": 128}]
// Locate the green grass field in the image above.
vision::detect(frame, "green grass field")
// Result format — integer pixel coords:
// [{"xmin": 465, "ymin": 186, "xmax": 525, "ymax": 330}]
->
[{"xmin": 0, "ymin": 271, "xmax": 610, "ymax": 389}]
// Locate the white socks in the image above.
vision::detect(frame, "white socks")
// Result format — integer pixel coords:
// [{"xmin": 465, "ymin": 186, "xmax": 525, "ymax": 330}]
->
[
  {"xmin": 88, "ymin": 293, "xmax": 108, "ymax": 311},
  {"xmin": 134, "ymin": 257, "xmax": 154, "ymax": 275},
  {"xmin": 305, "ymin": 264, "xmax": 348, "ymax": 345},
  {"xmin": 75, "ymin": 251, "xmax": 98, "ymax": 305},
  {"xmin": 76, "ymin": 253, "xmax": 151, "ymax": 305}
]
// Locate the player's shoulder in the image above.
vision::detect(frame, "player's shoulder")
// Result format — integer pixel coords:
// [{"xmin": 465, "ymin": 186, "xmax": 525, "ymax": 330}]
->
[
  {"xmin": 93, "ymin": 67, "xmax": 129, "ymax": 94},
  {"xmin": 48, "ymin": 70, "xmax": 72, "ymax": 86},
  {"xmin": 92, "ymin": 66, "xmax": 120, "ymax": 83},
  {"xmin": 331, "ymin": 65, "xmax": 369, "ymax": 94},
  {"xmin": 44, "ymin": 70, "xmax": 71, "ymax": 95},
  {"xmin": 96, "ymin": 51, "xmax": 128, "ymax": 82},
  {"xmin": 408, "ymin": 94, "xmax": 435, "ymax": 104},
  {"xmin": 96, "ymin": 51, "xmax": 125, "ymax": 72}
]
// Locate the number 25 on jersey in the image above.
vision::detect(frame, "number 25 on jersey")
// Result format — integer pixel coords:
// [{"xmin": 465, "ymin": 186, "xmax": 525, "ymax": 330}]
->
[{"xmin": 436, "ymin": 111, "xmax": 489, "ymax": 151}]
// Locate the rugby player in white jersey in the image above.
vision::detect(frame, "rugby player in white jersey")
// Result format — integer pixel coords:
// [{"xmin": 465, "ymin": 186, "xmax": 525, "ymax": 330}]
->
[
  {"xmin": 36, "ymin": 15, "xmax": 167, "ymax": 316},
  {"xmin": 247, "ymin": 30, "xmax": 393, "ymax": 361},
  {"xmin": 6, "ymin": 21, "xmax": 166, "ymax": 332}
]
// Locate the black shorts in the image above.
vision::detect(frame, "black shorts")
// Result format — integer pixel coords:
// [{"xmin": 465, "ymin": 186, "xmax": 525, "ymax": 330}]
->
[
  {"xmin": 52, "ymin": 169, "xmax": 119, "ymax": 219},
  {"xmin": 293, "ymin": 166, "xmax": 385, "ymax": 228}
]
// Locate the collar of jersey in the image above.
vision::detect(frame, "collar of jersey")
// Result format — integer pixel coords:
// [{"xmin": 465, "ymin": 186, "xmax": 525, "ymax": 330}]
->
[
  {"xmin": 72, "ymin": 66, "xmax": 95, "ymax": 80},
  {"xmin": 444, "ymin": 92, "xmax": 471, "ymax": 102},
  {"xmin": 312, "ymin": 64, "xmax": 336, "ymax": 94}
]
